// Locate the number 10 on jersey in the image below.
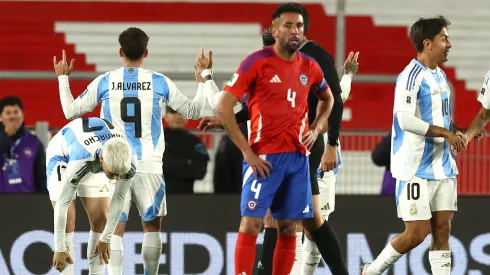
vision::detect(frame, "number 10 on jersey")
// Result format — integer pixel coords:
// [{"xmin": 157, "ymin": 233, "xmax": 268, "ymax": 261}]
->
[{"xmin": 287, "ymin": 88, "xmax": 296, "ymax": 108}]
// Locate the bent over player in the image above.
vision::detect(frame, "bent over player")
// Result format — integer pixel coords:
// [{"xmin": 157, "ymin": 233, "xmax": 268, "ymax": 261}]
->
[
  {"xmin": 47, "ymin": 117, "xmax": 135, "ymax": 274},
  {"xmin": 361, "ymin": 16, "xmax": 467, "ymax": 275},
  {"xmin": 53, "ymin": 27, "xmax": 206, "ymax": 275},
  {"xmin": 200, "ymin": 4, "xmax": 334, "ymax": 274}
]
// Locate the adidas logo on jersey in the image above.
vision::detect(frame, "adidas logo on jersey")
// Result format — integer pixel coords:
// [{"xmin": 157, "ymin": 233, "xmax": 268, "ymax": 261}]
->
[{"xmin": 270, "ymin": 75, "xmax": 281, "ymax": 83}]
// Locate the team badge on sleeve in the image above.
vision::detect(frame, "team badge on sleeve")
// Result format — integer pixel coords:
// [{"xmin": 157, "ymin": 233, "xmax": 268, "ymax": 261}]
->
[
  {"xmin": 227, "ymin": 73, "xmax": 239, "ymax": 87},
  {"xmin": 299, "ymin": 74, "xmax": 308, "ymax": 86}
]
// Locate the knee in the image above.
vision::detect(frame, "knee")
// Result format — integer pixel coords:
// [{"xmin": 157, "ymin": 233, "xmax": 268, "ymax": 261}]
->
[
  {"xmin": 143, "ymin": 217, "xmax": 163, "ymax": 232},
  {"xmin": 405, "ymin": 225, "xmax": 430, "ymax": 246},
  {"xmin": 432, "ymin": 220, "xmax": 451, "ymax": 246},
  {"xmin": 239, "ymin": 217, "xmax": 263, "ymax": 235},
  {"xmin": 89, "ymin": 213, "xmax": 108, "ymax": 232},
  {"xmin": 277, "ymin": 220, "xmax": 298, "ymax": 236},
  {"xmin": 263, "ymin": 211, "xmax": 277, "ymax": 229}
]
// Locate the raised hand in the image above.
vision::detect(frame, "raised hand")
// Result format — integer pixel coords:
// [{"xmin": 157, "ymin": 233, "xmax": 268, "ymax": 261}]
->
[
  {"xmin": 195, "ymin": 44, "xmax": 213, "ymax": 75},
  {"xmin": 53, "ymin": 49, "xmax": 75, "ymax": 76},
  {"xmin": 344, "ymin": 51, "xmax": 359, "ymax": 76}
]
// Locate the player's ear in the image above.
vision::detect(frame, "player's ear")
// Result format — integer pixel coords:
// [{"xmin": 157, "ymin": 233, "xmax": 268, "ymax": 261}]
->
[
  {"xmin": 144, "ymin": 49, "xmax": 148, "ymax": 58},
  {"xmin": 119, "ymin": 48, "xmax": 124, "ymax": 58}
]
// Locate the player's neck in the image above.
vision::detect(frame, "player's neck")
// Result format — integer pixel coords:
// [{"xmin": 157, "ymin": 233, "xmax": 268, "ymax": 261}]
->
[
  {"xmin": 273, "ymin": 44, "xmax": 296, "ymax": 61},
  {"xmin": 416, "ymin": 53, "xmax": 437, "ymax": 70},
  {"xmin": 122, "ymin": 59, "xmax": 144, "ymax": 68}
]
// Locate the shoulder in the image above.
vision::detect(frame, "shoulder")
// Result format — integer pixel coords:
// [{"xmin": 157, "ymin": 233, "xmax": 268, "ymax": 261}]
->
[
  {"xmin": 299, "ymin": 52, "xmax": 322, "ymax": 72},
  {"xmin": 238, "ymin": 47, "xmax": 275, "ymax": 73},
  {"xmin": 396, "ymin": 59, "xmax": 426, "ymax": 89},
  {"xmin": 300, "ymin": 41, "xmax": 333, "ymax": 59}
]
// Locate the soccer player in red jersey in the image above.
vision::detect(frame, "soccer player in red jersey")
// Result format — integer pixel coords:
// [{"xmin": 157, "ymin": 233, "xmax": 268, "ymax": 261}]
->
[{"xmin": 210, "ymin": 4, "xmax": 334, "ymax": 274}]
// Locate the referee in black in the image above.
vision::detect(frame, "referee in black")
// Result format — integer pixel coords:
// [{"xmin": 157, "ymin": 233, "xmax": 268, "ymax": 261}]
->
[{"xmin": 233, "ymin": 3, "xmax": 354, "ymax": 275}]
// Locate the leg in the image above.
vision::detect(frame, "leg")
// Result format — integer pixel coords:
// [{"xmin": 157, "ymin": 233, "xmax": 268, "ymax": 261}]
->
[
  {"xmin": 428, "ymin": 177, "xmax": 458, "ymax": 275},
  {"xmin": 257, "ymin": 209, "xmax": 278, "ymax": 275},
  {"xmin": 236, "ymin": 154, "xmax": 283, "ymax": 275},
  {"xmin": 78, "ymin": 173, "xmax": 113, "ymax": 275},
  {"xmin": 132, "ymin": 173, "xmax": 166, "ymax": 275},
  {"xmin": 51, "ymin": 200, "xmax": 76, "ymax": 275},
  {"xmin": 290, "ymin": 222, "xmax": 303, "ymax": 275},
  {"xmin": 269, "ymin": 152, "xmax": 313, "ymax": 275},
  {"xmin": 79, "ymin": 196, "xmax": 111, "ymax": 275},
  {"xmin": 302, "ymin": 173, "xmax": 346, "ymax": 275},
  {"xmin": 363, "ymin": 178, "xmax": 432, "ymax": 275}
]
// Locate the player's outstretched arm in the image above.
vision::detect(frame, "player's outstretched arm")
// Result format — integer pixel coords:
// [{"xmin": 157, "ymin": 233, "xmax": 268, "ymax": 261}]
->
[
  {"xmin": 465, "ymin": 107, "xmax": 490, "ymax": 141},
  {"xmin": 164, "ymin": 75, "xmax": 206, "ymax": 120},
  {"xmin": 53, "ymin": 165, "xmax": 79, "ymax": 253},
  {"xmin": 55, "ymin": 50, "xmax": 104, "ymax": 120},
  {"xmin": 340, "ymin": 51, "xmax": 360, "ymax": 103}
]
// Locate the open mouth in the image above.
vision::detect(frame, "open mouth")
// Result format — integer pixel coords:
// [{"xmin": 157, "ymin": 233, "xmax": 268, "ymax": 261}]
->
[{"xmin": 289, "ymin": 37, "xmax": 300, "ymax": 43}]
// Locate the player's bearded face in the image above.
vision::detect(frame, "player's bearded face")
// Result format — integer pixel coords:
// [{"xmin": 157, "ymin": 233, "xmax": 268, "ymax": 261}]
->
[{"xmin": 273, "ymin": 13, "xmax": 305, "ymax": 53}]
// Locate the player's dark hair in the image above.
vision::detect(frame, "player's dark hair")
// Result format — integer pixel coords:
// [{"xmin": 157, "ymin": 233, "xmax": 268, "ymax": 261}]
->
[
  {"xmin": 410, "ymin": 15, "xmax": 451, "ymax": 53},
  {"xmin": 262, "ymin": 26, "xmax": 275, "ymax": 47},
  {"xmin": 0, "ymin": 95, "xmax": 23, "ymax": 113},
  {"xmin": 272, "ymin": 2, "xmax": 310, "ymax": 35},
  {"xmin": 118, "ymin": 27, "xmax": 149, "ymax": 61}
]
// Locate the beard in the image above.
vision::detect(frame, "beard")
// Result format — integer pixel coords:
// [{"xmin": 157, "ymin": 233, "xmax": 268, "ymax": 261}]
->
[{"xmin": 280, "ymin": 39, "xmax": 299, "ymax": 54}]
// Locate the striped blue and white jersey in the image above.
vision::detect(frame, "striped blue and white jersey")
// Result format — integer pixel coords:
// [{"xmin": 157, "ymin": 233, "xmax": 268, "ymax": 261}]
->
[
  {"xmin": 46, "ymin": 117, "xmax": 132, "ymax": 185},
  {"xmin": 46, "ymin": 117, "xmax": 136, "ymax": 252},
  {"xmin": 478, "ymin": 70, "xmax": 490, "ymax": 110},
  {"xmin": 391, "ymin": 59, "xmax": 458, "ymax": 181},
  {"xmin": 59, "ymin": 67, "xmax": 206, "ymax": 174}
]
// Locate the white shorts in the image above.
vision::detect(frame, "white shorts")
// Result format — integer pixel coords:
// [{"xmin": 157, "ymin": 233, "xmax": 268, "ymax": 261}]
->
[
  {"xmin": 396, "ymin": 176, "xmax": 458, "ymax": 221},
  {"xmin": 318, "ymin": 171, "xmax": 336, "ymax": 219},
  {"xmin": 120, "ymin": 173, "xmax": 167, "ymax": 222},
  {"xmin": 47, "ymin": 162, "xmax": 113, "ymax": 201}
]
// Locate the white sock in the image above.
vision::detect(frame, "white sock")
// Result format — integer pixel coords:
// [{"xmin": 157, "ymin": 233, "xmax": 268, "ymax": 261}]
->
[
  {"xmin": 302, "ymin": 237, "xmax": 321, "ymax": 275},
  {"xmin": 429, "ymin": 250, "xmax": 451, "ymax": 275},
  {"xmin": 61, "ymin": 232, "xmax": 75, "ymax": 275},
  {"xmin": 366, "ymin": 242, "xmax": 403, "ymax": 275},
  {"xmin": 87, "ymin": 231, "xmax": 105, "ymax": 275},
  {"xmin": 290, "ymin": 232, "xmax": 303, "ymax": 275},
  {"xmin": 142, "ymin": 232, "xmax": 162, "ymax": 275},
  {"xmin": 108, "ymin": 235, "xmax": 124, "ymax": 275}
]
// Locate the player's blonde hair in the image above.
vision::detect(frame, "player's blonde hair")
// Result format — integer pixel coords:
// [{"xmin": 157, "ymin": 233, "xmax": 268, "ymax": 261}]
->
[{"xmin": 102, "ymin": 137, "xmax": 132, "ymax": 175}]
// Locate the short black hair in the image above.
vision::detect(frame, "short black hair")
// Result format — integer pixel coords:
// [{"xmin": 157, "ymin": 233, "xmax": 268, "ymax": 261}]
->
[
  {"xmin": 272, "ymin": 2, "xmax": 310, "ymax": 34},
  {"xmin": 410, "ymin": 16, "xmax": 451, "ymax": 53},
  {"xmin": 0, "ymin": 95, "xmax": 23, "ymax": 114},
  {"xmin": 118, "ymin": 27, "xmax": 150, "ymax": 61},
  {"xmin": 262, "ymin": 26, "xmax": 275, "ymax": 47}
]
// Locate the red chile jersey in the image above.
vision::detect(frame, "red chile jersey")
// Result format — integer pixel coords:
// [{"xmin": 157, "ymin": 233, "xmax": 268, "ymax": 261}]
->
[{"xmin": 223, "ymin": 46, "xmax": 329, "ymax": 155}]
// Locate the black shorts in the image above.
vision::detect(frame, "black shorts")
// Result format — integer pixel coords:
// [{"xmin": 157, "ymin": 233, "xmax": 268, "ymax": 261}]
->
[{"xmin": 308, "ymin": 135, "xmax": 325, "ymax": 195}]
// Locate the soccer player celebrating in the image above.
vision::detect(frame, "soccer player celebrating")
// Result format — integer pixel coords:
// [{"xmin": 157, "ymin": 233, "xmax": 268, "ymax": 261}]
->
[
  {"xmin": 47, "ymin": 117, "xmax": 135, "ymax": 274},
  {"xmin": 53, "ymin": 28, "xmax": 207, "ymax": 275},
  {"xmin": 361, "ymin": 16, "xmax": 467, "ymax": 275},
  {"xmin": 198, "ymin": 3, "xmax": 334, "ymax": 274}
]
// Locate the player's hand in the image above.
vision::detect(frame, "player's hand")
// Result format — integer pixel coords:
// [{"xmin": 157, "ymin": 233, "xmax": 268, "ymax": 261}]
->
[
  {"xmin": 302, "ymin": 129, "xmax": 320, "ymax": 150},
  {"xmin": 448, "ymin": 131, "xmax": 467, "ymax": 155},
  {"xmin": 473, "ymin": 129, "xmax": 487, "ymax": 141},
  {"xmin": 197, "ymin": 116, "xmax": 224, "ymax": 132},
  {"xmin": 52, "ymin": 251, "xmax": 73, "ymax": 272},
  {"xmin": 195, "ymin": 44, "xmax": 213, "ymax": 74},
  {"xmin": 243, "ymin": 149, "xmax": 273, "ymax": 179},
  {"xmin": 343, "ymin": 51, "xmax": 359, "ymax": 76},
  {"xmin": 93, "ymin": 239, "xmax": 110, "ymax": 264},
  {"xmin": 321, "ymin": 144, "xmax": 338, "ymax": 172},
  {"xmin": 53, "ymin": 49, "xmax": 75, "ymax": 76}
]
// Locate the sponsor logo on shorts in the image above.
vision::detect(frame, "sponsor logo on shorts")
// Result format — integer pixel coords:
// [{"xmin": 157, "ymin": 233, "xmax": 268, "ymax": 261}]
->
[
  {"xmin": 321, "ymin": 203, "xmax": 330, "ymax": 211},
  {"xmin": 247, "ymin": 200, "xmax": 257, "ymax": 210},
  {"xmin": 99, "ymin": 185, "xmax": 109, "ymax": 193}
]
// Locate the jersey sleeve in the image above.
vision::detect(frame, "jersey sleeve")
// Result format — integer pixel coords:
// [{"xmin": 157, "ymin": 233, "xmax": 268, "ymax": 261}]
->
[
  {"xmin": 309, "ymin": 61, "xmax": 329, "ymax": 94},
  {"xmin": 53, "ymin": 158, "xmax": 86, "ymax": 251},
  {"xmin": 58, "ymin": 74, "xmax": 109, "ymax": 120},
  {"xmin": 393, "ymin": 68, "xmax": 422, "ymax": 115},
  {"xmin": 161, "ymin": 75, "xmax": 206, "ymax": 120},
  {"xmin": 478, "ymin": 71, "xmax": 490, "ymax": 110},
  {"xmin": 223, "ymin": 56, "xmax": 259, "ymax": 101}
]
